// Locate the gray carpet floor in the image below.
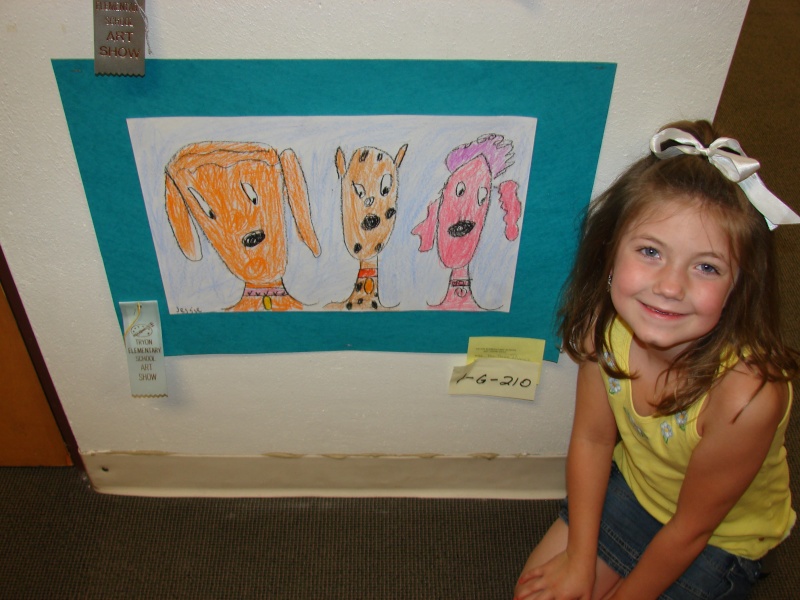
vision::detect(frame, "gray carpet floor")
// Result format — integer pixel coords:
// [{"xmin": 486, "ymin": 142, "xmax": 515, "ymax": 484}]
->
[
  {"xmin": 0, "ymin": 467, "xmax": 560, "ymax": 599},
  {"xmin": 2, "ymin": 0, "xmax": 799, "ymax": 598}
]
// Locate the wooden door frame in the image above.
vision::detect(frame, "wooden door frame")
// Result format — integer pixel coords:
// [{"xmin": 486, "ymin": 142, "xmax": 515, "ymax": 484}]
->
[{"xmin": 0, "ymin": 243, "xmax": 84, "ymax": 469}]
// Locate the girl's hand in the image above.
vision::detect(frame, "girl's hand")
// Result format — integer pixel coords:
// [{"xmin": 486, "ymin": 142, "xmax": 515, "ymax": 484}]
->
[{"xmin": 513, "ymin": 550, "xmax": 594, "ymax": 600}]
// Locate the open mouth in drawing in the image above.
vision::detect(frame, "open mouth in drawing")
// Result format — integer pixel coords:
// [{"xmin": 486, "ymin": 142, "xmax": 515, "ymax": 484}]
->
[{"xmin": 448, "ymin": 220, "xmax": 475, "ymax": 238}]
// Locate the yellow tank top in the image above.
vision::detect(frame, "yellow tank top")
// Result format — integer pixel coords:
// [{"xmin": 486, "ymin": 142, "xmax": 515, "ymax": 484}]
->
[{"xmin": 602, "ymin": 318, "xmax": 795, "ymax": 560}]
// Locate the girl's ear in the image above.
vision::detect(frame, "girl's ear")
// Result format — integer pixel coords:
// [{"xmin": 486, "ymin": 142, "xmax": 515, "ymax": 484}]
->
[{"xmin": 724, "ymin": 270, "xmax": 739, "ymax": 305}]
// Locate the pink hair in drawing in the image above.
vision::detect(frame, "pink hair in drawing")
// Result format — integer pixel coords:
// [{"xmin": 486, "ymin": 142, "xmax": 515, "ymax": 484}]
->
[{"xmin": 412, "ymin": 134, "xmax": 522, "ymax": 311}]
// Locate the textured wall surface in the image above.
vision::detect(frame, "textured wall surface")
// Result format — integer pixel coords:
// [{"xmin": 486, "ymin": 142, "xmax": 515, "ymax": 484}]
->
[{"xmin": 0, "ymin": 1, "xmax": 747, "ymax": 459}]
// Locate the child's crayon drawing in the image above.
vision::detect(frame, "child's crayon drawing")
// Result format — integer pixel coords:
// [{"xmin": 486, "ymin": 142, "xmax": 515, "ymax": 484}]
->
[
  {"xmin": 325, "ymin": 143, "xmax": 408, "ymax": 310},
  {"xmin": 128, "ymin": 115, "xmax": 537, "ymax": 314},
  {"xmin": 164, "ymin": 141, "xmax": 321, "ymax": 311},
  {"xmin": 412, "ymin": 134, "xmax": 522, "ymax": 310}
]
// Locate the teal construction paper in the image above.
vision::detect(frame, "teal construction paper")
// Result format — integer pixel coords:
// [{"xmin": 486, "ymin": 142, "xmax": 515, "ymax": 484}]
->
[{"xmin": 52, "ymin": 59, "xmax": 615, "ymax": 362}]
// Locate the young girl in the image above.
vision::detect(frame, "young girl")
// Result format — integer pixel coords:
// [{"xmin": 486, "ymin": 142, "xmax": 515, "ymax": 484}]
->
[{"xmin": 514, "ymin": 120, "xmax": 800, "ymax": 600}]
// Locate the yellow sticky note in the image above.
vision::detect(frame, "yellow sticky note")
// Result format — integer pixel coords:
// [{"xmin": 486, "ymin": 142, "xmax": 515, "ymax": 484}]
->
[
  {"xmin": 449, "ymin": 358, "xmax": 540, "ymax": 401},
  {"xmin": 467, "ymin": 337, "xmax": 545, "ymax": 383}
]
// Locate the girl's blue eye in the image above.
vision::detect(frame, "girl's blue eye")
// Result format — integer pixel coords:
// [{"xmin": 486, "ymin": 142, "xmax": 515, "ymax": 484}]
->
[
  {"xmin": 698, "ymin": 263, "xmax": 720, "ymax": 275},
  {"xmin": 639, "ymin": 247, "xmax": 659, "ymax": 258}
]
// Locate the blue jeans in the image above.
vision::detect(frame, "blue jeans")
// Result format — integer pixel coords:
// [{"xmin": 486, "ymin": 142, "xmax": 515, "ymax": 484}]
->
[{"xmin": 559, "ymin": 463, "xmax": 762, "ymax": 599}]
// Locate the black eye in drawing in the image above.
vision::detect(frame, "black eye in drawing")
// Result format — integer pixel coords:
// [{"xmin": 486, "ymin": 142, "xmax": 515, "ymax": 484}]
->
[
  {"xmin": 188, "ymin": 187, "xmax": 215, "ymax": 219},
  {"xmin": 241, "ymin": 182, "xmax": 259, "ymax": 205},
  {"xmin": 477, "ymin": 187, "xmax": 488, "ymax": 206},
  {"xmin": 353, "ymin": 183, "xmax": 366, "ymax": 199},
  {"xmin": 456, "ymin": 182, "xmax": 466, "ymax": 197},
  {"xmin": 380, "ymin": 174, "xmax": 392, "ymax": 196}
]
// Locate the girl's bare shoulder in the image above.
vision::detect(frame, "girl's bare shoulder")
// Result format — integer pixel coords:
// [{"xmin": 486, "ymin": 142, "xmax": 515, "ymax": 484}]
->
[{"xmin": 702, "ymin": 362, "xmax": 789, "ymax": 434}]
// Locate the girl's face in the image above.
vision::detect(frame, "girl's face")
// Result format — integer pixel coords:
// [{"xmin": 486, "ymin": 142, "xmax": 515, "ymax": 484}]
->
[{"xmin": 610, "ymin": 196, "xmax": 738, "ymax": 361}]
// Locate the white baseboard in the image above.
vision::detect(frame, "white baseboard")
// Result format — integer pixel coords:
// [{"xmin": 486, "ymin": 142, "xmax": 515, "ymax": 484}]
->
[{"xmin": 82, "ymin": 452, "xmax": 567, "ymax": 499}]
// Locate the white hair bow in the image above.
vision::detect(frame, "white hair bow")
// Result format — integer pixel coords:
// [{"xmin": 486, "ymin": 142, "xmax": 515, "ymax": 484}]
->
[{"xmin": 650, "ymin": 127, "xmax": 800, "ymax": 230}]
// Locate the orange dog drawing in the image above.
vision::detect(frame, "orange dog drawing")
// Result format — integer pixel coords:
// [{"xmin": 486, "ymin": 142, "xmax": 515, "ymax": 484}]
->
[
  {"xmin": 165, "ymin": 142, "xmax": 321, "ymax": 311},
  {"xmin": 326, "ymin": 144, "xmax": 408, "ymax": 310}
]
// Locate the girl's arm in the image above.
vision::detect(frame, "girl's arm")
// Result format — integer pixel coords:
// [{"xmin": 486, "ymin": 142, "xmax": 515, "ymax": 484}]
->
[
  {"xmin": 609, "ymin": 372, "xmax": 788, "ymax": 600},
  {"xmin": 516, "ymin": 359, "xmax": 618, "ymax": 599}
]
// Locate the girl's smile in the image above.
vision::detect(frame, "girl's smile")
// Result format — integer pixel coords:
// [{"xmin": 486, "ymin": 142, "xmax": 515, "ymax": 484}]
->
[
  {"xmin": 640, "ymin": 303, "xmax": 686, "ymax": 318},
  {"xmin": 610, "ymin": 196, "xmax": 738, "ymax": 361}
]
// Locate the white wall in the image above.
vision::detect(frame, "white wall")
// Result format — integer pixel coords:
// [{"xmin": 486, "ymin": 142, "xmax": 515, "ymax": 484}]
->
[{"xmin": 0, "ymin": 1, "xmax": 748, "ymax": 492}]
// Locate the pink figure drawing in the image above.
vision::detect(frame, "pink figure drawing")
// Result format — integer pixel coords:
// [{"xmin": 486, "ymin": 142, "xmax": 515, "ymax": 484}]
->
[{"xmin": 411, "ymin": 134, "xmax": 522, "ymax": 311}]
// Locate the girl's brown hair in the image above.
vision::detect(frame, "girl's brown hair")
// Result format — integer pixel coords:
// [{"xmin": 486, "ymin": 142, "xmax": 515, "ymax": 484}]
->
[{"xmin": 558, "ymin": 119, "xmax": 798, "ymax": 414}]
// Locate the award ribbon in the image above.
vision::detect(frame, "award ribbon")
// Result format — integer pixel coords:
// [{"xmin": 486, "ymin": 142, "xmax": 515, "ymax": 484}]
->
[{"xmin": 120, "ymin": 300, "xmax": 168, "ymax": 397}]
